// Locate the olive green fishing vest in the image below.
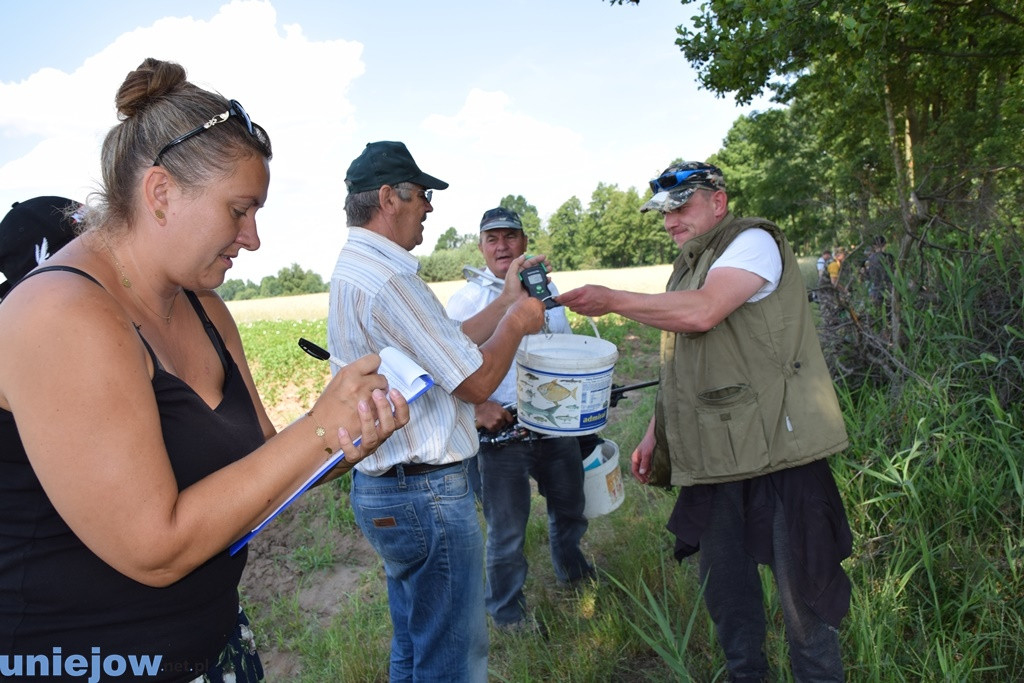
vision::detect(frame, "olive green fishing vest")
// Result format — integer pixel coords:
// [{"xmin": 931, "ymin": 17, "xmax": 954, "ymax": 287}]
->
[{"xmin": 648, "ymin": 213, "xmax": 848, "ymax": 487}]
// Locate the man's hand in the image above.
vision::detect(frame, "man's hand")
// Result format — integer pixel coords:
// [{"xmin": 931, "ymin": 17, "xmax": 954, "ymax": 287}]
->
[
  {"xmin": 507, "ymin": 296, "xmax": 545, "ymax": 335},
  {"xmin": 475, "ymin": 400, "xmax": 513, "ymax": 432},
  {"xmin": 630, "ymin": 416, "xmax": 657, "ymax": 485},
  {"xmin": 498, "ymin": 254, "xmax": 552, "ymax": 305},
  {"xmin": 557, "ymin": 284, "xmax": 616, "ymax": 317}
]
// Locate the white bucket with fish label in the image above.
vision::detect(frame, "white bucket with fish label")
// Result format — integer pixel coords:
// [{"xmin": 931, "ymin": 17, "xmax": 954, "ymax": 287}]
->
[
  {"xmin": 582, "ymin": 439, "xmax": 625, "ymax": 518},
  {"xmin": 515, "ymin": 331, "xmax": 618, "ymax": 436}
]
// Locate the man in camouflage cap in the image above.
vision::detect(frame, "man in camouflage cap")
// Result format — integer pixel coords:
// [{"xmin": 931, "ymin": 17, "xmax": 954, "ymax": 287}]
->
[{"xmin": 559, "ymin": 160, "xmax": 852, "ymax": 681}]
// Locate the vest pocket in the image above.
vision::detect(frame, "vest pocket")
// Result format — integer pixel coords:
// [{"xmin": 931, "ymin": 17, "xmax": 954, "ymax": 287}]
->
[{"xmin": 695, "ymin": 384, "xmax": 769, "ymax": 477}]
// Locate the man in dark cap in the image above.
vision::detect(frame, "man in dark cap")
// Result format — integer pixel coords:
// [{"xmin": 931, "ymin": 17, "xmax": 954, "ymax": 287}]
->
[
  {"xmin": 559, "ymin": 161, "xmax": 853, "ymax": 681},
  {"xmin": 0, "ymin": 196, "xmax": 82, "ymax": 299},
  {"xmin": 328, "ymin": 142, "xmax": 546, "ymax": 681},
  {"xmin": 446, "ymin": 206, "xmax": 595, "ymax": 633}
]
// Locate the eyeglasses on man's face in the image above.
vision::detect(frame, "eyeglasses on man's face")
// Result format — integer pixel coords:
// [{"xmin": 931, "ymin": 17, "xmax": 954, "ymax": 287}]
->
[
  {"xmin": 649, "ymin": 168, "xmax": 705, "ymax": 195},
  {"xmin": 152, "ymin": 99, "xmax": 264, "ymax": 166},
  {"xmin": 395, "ymin": 186, "xmax": 432, "ymax": 203}
]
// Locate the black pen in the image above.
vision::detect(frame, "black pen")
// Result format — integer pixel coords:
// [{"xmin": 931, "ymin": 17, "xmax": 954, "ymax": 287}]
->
[{"xmin": 298, "ymin": 338, "xmax": 346, "ymax": 370}]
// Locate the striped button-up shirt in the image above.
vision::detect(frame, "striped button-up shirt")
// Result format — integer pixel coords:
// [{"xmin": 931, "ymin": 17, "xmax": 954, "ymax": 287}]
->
[{"xmin": 328, "ymin": 227, "xmax": 483, "ymax": 476}]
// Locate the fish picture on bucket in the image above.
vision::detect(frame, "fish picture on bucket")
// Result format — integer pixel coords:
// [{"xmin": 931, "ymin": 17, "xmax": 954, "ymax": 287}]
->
[
  {"xmin": 515, "ymin": 333, "xmax": 619, "ymax": 436},
  {"xmin": 537, "ymin": 379, "xmax": 577, "ymax": 404},
  {"xmin": 517, "ymin": 378, "xmax": 586, "ymax": 428}
]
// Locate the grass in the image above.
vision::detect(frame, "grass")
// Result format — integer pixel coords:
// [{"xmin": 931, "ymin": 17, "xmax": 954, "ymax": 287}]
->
[{"xmin": 235, "ymin": 258, "xmax": 1024, "ymax": 681}]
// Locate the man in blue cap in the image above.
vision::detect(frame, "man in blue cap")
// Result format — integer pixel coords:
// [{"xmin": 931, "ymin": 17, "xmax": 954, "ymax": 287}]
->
[
  {"xmin": 447, "ymin": 206, "xmax": 595, "ymax": 633},
  {"xmin": 328, "ymin": 142, "xmax": 546, "ymax": 681}
]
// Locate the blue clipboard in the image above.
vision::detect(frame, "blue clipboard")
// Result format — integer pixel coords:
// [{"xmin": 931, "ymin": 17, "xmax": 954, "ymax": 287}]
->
[{"xmin": 229, "ymin": 345, "xmax": 432, "ymax": 555}]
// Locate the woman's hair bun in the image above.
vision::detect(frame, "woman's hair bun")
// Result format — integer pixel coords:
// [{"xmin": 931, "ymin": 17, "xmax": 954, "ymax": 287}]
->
[{"xmin": 114, "ymin": 58, "xmax": 188, "ymax": 119}]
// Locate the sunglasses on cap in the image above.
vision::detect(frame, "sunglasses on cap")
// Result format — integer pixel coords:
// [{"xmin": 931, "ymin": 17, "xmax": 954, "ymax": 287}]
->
[
  {"xmin": 648, "ymin": 168, "xmax": 708, "ymax": 195},
  {"xmin": 152, "ymin": 99, "xmax": 267, "ymax": 166}
]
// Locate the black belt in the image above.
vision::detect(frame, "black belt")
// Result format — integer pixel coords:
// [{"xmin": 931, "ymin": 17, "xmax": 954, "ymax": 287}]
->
[{"xmin": 379, "ymin": 462, "xmax": 461, "ymax": 477}]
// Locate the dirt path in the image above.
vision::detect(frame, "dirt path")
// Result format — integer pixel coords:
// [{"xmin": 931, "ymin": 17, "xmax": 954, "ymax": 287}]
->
[{"xmin": 240, "ymin": 487, "xmax": 377, "ymax": 680}]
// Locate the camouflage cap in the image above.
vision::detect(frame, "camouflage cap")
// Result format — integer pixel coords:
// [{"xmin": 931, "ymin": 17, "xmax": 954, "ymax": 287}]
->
[{"xmin": 639, "ymin": 161, "xmax": 726, "ymax": 214}]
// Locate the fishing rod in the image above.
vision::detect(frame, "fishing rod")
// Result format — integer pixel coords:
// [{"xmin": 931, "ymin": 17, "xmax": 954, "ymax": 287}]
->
[
  {"xmin": 608, "ymin": 379, "xmax": 659, "ymax": 408},
  {"xmin": 478, "ymin": 379, "xmax": 659, "ymax": 446}
]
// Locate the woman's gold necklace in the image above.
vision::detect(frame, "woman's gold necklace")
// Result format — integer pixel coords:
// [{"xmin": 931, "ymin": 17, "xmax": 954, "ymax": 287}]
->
[{"xmin": 103, "ymin": 239, "xmax": 179, "ymax": 324}]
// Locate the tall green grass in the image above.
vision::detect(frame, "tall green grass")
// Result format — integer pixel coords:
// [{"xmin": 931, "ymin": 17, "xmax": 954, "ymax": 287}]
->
[{"xmin": 237, "ymin": 253, "xmax": 1024, "ymax": 681}]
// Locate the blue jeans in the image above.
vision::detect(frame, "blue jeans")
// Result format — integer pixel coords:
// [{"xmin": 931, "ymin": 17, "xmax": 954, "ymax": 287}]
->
[
  {"xmin": 478, "ymin": 436, "xmax": 594, "ymax": 626},
  {"xmin": 351, "ymin": 462, "xmax": 488, "ymax": 682},
  {"xmin": 699, "ymin": 482, "xmax": 844, "ymax": 682},
  {"xmin": 466, "ymin": 454, "xmax": 482, "ymax": 503}
]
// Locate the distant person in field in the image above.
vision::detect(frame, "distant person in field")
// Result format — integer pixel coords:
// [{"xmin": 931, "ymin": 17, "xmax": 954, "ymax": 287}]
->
[
  {"xmin": 816, "ymin": 248, "xmax": 833, "ymax": 278},
  {"xmin": 329, "ymin": 141, "xmax": 546, "ymax": 681},
  {"xmin": 558, "ymin": 160, "xmax": 853, "ymax": 681},
  {"xmin": 0, "ymin": 196, "xmax": 82, "ymax": 300},
  {"xmin": 446, "ymin": 206, "xmax": 595, "ymax": 633},
  {"xmin": 828, "ymin": 246, "xmax": 847, "ymax": 287}
]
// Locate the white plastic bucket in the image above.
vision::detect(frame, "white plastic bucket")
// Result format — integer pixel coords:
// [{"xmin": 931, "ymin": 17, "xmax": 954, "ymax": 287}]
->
[
  {"xmin": 515, "ymin": 332, "xmax": 618, "ymax": 436},
  {"xmin": 582, "ymin": 440, "xmax": 625, "ymax": 519}
]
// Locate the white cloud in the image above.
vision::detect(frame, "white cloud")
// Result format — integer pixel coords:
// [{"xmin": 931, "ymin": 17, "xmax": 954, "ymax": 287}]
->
[
  {"xmin": 0, "ymin": 0, "xmax": 368, "ymax": 283},
  {"xmin": 415, "ymin": 88, "xmax": 588, "ymax": 245},
  {"xmin": 424, "ymin": 89, "xmax": 583, "ymax": 158},
  {"xmin": 2, "ymin": 0, "xmax": 776, "ymax": 285}
]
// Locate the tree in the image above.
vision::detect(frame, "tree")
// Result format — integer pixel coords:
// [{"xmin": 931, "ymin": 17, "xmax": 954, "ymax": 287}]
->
[
  {"xmin": 215, "ymin": 264, "xmax": 328, "ymax": 301},
  {"xmin": 217, "ymin": 278, "xmax": 258, "ymax": 301},
  {"xmin": 258, "ymin": 275, "xmax": 282, "ymax": 299},
  {"xmin": 435, "ymin": 227, "xmax": 473, "ymax": 252},
  {"xmin": 579, "ymin": 184, "xmax": 673, "ymax": 268},
  {"xmin": 271, "ymin": 263, "xmax": 326, "ymax": 296},
  {"xmin": 673, "ymin": 0, "xmax": 1024, "ymax": 247},
  {"xmin": 548, "ymin": 197, "xmax": 589, "ymax": 270},
  {"xmin": 418, "ymin": 242, "xmax": 484, "ymax": 283},
  {"xmin": 497, "ymin": 194, "xmax": 542, "ymax": 237},
  {"xmin": 710, "ymin": 106, "xmax": 891, "ymax": 253}
]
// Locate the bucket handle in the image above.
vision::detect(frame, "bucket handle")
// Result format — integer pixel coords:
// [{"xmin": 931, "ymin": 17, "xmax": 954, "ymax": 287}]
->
[{"xmin": 522, "ymin": 315, "xmax": 600, "ymax": 357}]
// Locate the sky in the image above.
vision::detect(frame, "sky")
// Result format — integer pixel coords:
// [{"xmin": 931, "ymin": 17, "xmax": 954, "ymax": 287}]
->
[{"xmin": 0, "ymin": 0, "xmax": 773, "ymax": 284}]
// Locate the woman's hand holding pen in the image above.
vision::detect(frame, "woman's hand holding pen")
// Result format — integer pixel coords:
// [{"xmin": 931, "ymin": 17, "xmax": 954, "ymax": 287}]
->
[{"xmin": 310, "ymin": 353, "xmax": 410, "ymax": 468}]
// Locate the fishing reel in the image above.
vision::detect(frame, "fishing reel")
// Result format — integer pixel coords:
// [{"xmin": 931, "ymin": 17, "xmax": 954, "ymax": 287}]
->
[{"xmin": 477, "ymin": 404, "xmax": 532, "ymax": 446}]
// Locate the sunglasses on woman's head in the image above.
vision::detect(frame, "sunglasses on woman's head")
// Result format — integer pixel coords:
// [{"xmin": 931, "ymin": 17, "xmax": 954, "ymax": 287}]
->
[{"xmin": 152, "ymin": 99, "xmax": 265, "ymax": 166}]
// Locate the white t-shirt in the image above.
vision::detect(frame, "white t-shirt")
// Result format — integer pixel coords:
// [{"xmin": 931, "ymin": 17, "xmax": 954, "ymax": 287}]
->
[{"xmin": 708, "ymin": 228, "xmax": 783, "ymax": 302}]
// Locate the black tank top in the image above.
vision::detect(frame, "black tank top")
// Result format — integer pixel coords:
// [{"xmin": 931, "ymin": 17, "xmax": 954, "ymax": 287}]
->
[{"xmin": 0, "ymin": 267, "xmax": 265, "ymax": 681}]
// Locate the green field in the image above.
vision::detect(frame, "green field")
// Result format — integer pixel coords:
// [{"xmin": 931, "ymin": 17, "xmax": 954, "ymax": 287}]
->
[{"xmin": 235, "ymin": 261, "xmax": 1024, "ymax": 682}]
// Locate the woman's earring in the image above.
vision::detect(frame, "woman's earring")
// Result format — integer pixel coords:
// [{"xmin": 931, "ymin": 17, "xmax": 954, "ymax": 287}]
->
[{"xmin": 155, "ymin": 209, "xmax": 165, "ymax": 220}]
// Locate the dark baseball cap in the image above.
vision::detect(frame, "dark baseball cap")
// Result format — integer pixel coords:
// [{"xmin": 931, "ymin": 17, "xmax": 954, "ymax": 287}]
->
[
  {"xmin": 479, "ymin": 207, "xmax": 523, "ymax": 232},
  {"xmin": 344, "ymin": 141, "xmax": 449, "ymax": 194},
  {"xmin": 0, "ymin": 196, "xmax": 82, "ymax": 298}
]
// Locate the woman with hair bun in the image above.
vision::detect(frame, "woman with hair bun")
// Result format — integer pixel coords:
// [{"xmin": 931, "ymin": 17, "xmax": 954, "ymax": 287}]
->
[{"xmin": 0, "ymin": 58, "xmax": 408, "ymax": 682}]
